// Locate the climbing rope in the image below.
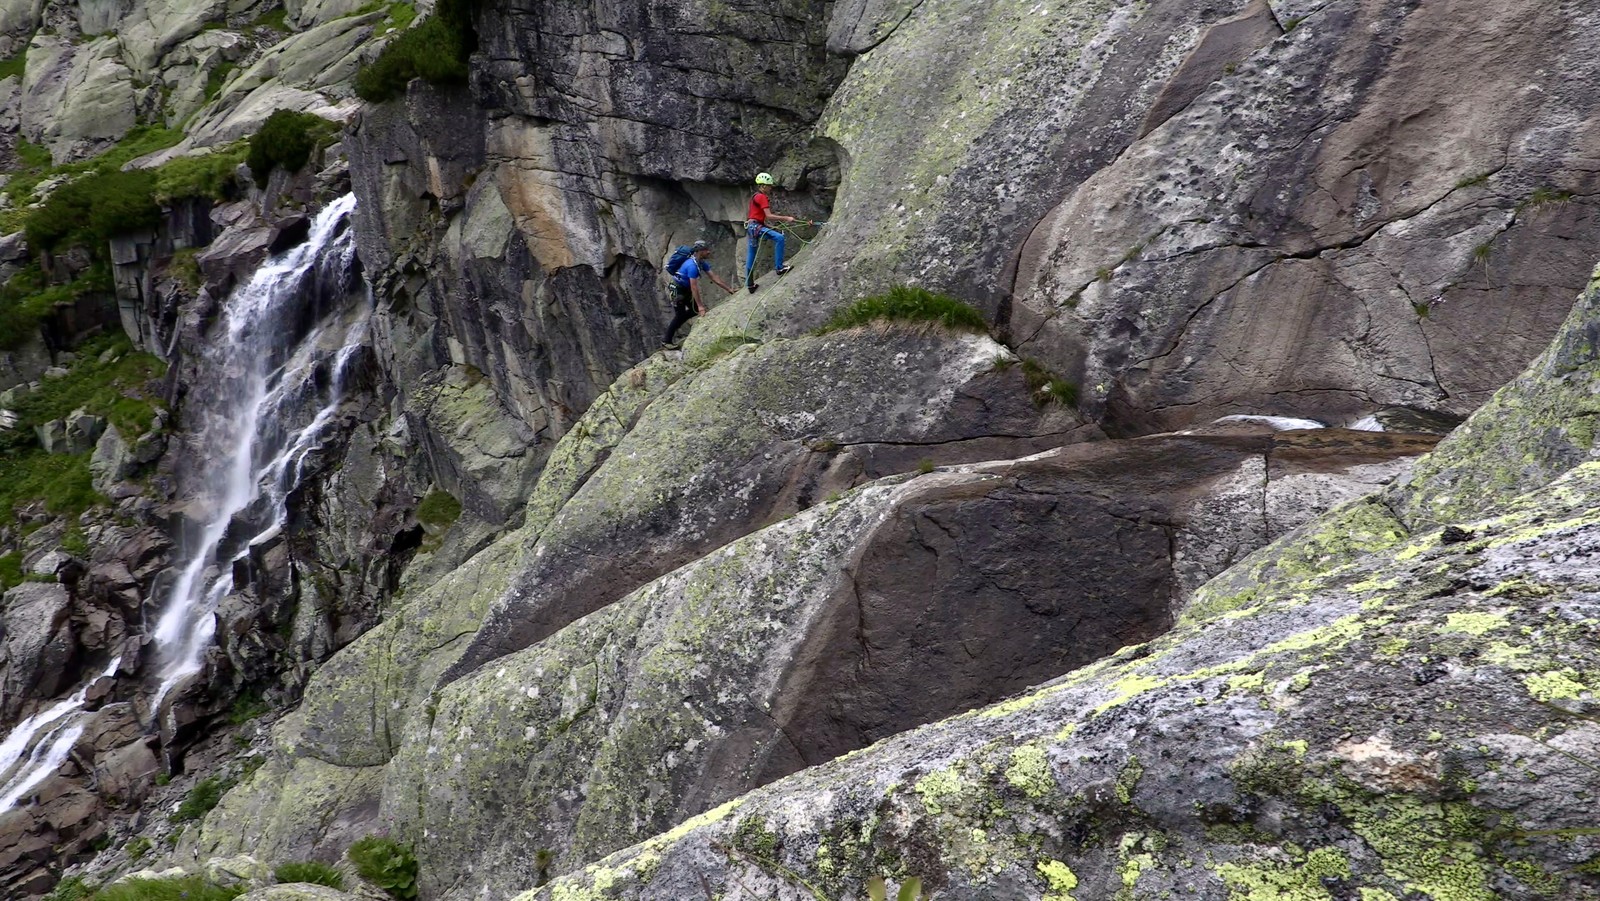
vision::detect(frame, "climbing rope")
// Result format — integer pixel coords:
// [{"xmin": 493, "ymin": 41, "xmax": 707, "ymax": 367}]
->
[{"xmin": 777, "ymin": 219, "xmax": 828, "ymax": 249}]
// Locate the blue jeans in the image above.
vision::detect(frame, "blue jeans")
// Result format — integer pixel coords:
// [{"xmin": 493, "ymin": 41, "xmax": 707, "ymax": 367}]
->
[{"xmin": 745, "ymin": 222, "xmax": 786, "ymax": 285}]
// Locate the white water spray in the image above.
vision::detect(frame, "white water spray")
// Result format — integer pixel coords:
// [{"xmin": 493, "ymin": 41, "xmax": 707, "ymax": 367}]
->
[
  {"xmin": 151, "ymin": 194, "xmax": 367, "ymax": 709},
  {"xmin": 0, "ymin": 196, "xmax": 367, "ymax": 811},
  {"xmin": 0, "ymin": 657, "xmax": 121, "ymax": 813},
  {"xmin": 1213, "ymin": 414, "xmax": 1327, "ymax": 431}
]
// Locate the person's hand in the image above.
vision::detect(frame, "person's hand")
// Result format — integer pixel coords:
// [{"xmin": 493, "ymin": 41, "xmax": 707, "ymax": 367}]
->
[{"xmin": 698, "ymin": 306, "xmax": 708, "ymax": 316}]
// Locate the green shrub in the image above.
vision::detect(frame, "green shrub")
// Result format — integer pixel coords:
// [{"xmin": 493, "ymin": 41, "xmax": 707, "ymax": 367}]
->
[
  {"xmin": 0, "ymin": 269, "xmax": 74, "ymax": 350},
  {"xmin": 26, "ymin": 168, "xmax": 161, "ymax": 251},
  {"xmin": 0, "ymin": 451, "xmax": 98, "ymax": 527},
  {"xmin": 247, "ymin": 110, "xmax": 336, "ymax": 188},
  {"xmin": 226, "ymin": 691, "xmax": 268, "ymax": 725},
  {"xmin": 15, "ymin": 138, "xmax": 50, "ymax": 170},
  {"xmin": 92, "ymin": 875, "xmax": 245, "ymax": 901},
  {"xmin": 694, "ymin": 333, "xmax": 762, "ymax": 365},
  {"xmin": 166, "ymin": 248, "xmax": 202, "ymax": 291},
  {"xmin": 126, "ymin": 836, "xmax": 152, "ymax": 861},
  {"xmin": 0, "ymin": 332, "xmax": 166, "ymax": 446},
  {"xmin": 249, "ymin": 8, "xmax": 290, "ymax": 32},
  {"xmin": 372, "ymin": 1, "xmax": 417, "ymax": 36},
  {"xmin": 204, "ymin": 62, "xmax": 237, "ymax": 101},
  {"xmin": 1018, "ymin": 358, "xmax": 1078, "ymax": 407},
  {"xmin": 273, "ymin": 861, "xmax": 345, "ymax": 889},
  {"xmin": 818, "ymin": 286, "xmax": 988, "ymax": 335},
  {"xmin": 154, "ymin": 143, "xmax": 247, "ymax": 203},
  {"xmin": 169, "ymin": 775, "xmax": 233, "ymax": 823},
  {"xmin": 354, "ymin": 0, "xmax": 476, "ymax": 102},
  {"xmin": 43, "ymin": 876, "xmax": 96, "ymax": 901},
  {"xmin": 0, "ymin": 552, "xmax": 21, "ymax": 591},
  {"xmin": 415, "ymin": 490, "xmax": 461, "ymax": 528},
  {"xmin": 347, "ymin": 835, "xmax": 418, "ymax": 900},
  {"xmin": 95, "ymin": 125, "xmax": 184, "ymax": 170},
  {"xmin": 0, "ymin": 42, "xmax": 27, "ymax": 83}
]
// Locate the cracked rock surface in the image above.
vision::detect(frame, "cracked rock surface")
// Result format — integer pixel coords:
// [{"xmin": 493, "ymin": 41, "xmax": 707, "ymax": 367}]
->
[
  {"xmin": 524, "ymin": 261, "xmax": 1600, "ymax": 901},
  {"xmin": 1012, "ymin": 0, "xmax": 1600, "ymax": 433}
]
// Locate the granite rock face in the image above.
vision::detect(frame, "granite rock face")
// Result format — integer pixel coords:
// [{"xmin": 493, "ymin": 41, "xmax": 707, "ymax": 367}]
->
[
  {"xmin": 1011, "ymin": 0, "xmax": 1600, "ymax": 433},
  {"xmin": 525, "ymin": 267, "xmax": 1600, "ymax": 901},
  {"xmin": 189, "ymin": 317, "xmax": 1428, "ymax": 898}
]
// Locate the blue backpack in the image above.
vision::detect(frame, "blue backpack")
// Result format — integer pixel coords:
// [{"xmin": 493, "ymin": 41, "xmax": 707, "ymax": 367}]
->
[{"xmin": 665, "ymin": 245, "xmax": 696, "ymax": 276}]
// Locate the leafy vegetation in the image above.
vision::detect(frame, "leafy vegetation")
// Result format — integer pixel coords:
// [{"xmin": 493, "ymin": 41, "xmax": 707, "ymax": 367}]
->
[
  {"xmin": 204, "ymin": 61, "xmax": 237, "ymax": 101},
  {"xmin": 0, "ymin": 333, "xmax": 166, "ymax": 452},
  {"xmin": 170, "ymin": 775, "xmax": 234, "ymax": 823},
  {"xmin": 817, "ymin": 286, "xmax": 988, "ymax": 335},
  {"xmin": 26, "ymin": 168, "xmax": 161, "ymax": 252},
  {"xmin": 1517, "ymin": 186, "xmax": 1573, "ymax": 214},
  {"xmin": 226, "ymin": 691, "xmax": 269, "ymax": 725},
  {"xmin": 0, "ymin": 552, "xmax": 20, "ymax": 589},
  {"xmin": 3, "ymin": 126, "xmax": 180, "ymax": 231},
  {"xmin": 249, "ymin": 8, "xmax": 291, "ymax": 32},
  {"xmin": 153, "ymin": 143, "xmax": 247, "ymax": 203},
  {"xmin": 247, "ymin": 109, "xmax": 337, "ymax": 188},
  {"xmin": 0, "ymin": 267, "xmax": 76, "ymax": 349},
  {"xmin": 347, "ymin": 835, "xmax": 419, "ymax": 900},
  {"xmin": 0, "ymin": 46, "xmax": 25, "ymax": 82},
  {"xmin": 353, "ymin": 0, "xmax": 477, "ymax": 102},
  {"xmin": 273, "ymin": 860, "xmax": 345, "ymax": 889},
  {"xmin": 415, "ymin": 489, "xmax": 461, "ymax": 528},
  {"xmin": 90, "ymin": 875, "xmax": 244, "ymax": 901},
  {"xmin": 166, "ymin": 247, "xmax": 202, "ymax": 291},
  {"xmin": 126, "ymin": 836, "xmax": 152, "ymax": 861},
  {"xmin": 0, "ymin": 452, "xmax": 98, "ymax": 528},
  {"xmin": 367, "ymin": 0, "xmax": 417, "ymax": 36},
  {"xmin": 1018, "ymin": 358, "xmax": 1078, "ymax": 407},
  {"xmin": 694, "ymin": 332, "xmax": 762, "ymax": 365},
  {"xmin": 42, "ymin": 877, "xmax": 96, "ymax": 901}
]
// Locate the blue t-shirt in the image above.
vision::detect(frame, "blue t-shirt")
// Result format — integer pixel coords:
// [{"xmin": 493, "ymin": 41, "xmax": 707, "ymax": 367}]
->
[{"xmin": 674, "ymin": 257, "xmax": 709, "ymax": 288}]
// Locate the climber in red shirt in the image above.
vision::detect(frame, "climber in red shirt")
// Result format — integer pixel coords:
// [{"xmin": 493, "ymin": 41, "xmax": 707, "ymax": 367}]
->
[{"xmin": 744, "ymin": 172, "xmax": 807, "ymax": 291}]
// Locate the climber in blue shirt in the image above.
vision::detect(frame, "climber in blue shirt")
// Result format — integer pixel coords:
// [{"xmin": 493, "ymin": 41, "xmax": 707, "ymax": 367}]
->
[{"xmin": 663, "ymin": 241, "xmax": 733, "ymax": 348}]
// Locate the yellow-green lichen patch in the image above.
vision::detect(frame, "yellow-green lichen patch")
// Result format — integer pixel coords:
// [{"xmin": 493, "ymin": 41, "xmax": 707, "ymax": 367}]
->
[
  {"xmin": 1037, "ymin": 858, "xmax": 1078, "ymax": 901},
  {"xmin": 1114, "ymin": 756, "xmax": 1144, "ymax": 804},
  {"xmin": 914, "ymin": 767, "xmax": 965, "ymax": 815},
  {"xmin": 1115, "ymin": 832, "xmax": 1160, "ymax": 901},
  {"xmin": 1215, "ymin": 845, "xmax": 1350, "ymax": 900},
  {"xmin": 1375, "ymin": 637, "xmax": 1409, "ymax": 658},
  {"xmin": 1004, "ymin": 742, "xmax": 1055, "ymax": 799},
  {"xmin": 1092, "ymin": 671, "xmax": 1164, "ymax": 716},
  {"xmin": 1323, "ymin": 785, "xmax": 1495, "ymax": 901},
  {"xmin": 1482, "ymin": 642, "xmax": 1531, "ymax": 666},
  {"xmin": 1502, "ymin": 858, "xmax": 1561, "ymax": 895},
  {"xmin": 1441, "ymin": 611, "xmax": 1508, "ymax": 637},
  {"xmin": 1228, "ymin": 672, "xmax": 1267, "ymax": 694},
  {"xmin": 1522, "ymin": 669, "xmax": 1589, "ymax": 702}
]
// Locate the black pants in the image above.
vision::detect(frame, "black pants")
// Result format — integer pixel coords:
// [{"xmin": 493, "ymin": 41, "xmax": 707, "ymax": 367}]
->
[{"xmin": 663, "ymin": 285, "xmax": 697, "ymax": 344}]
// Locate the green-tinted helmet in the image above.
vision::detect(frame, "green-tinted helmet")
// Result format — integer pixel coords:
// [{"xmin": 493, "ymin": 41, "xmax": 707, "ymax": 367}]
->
[{"xmin": 755, "ymin": 172, "xmax": 775, "ymax": 185}]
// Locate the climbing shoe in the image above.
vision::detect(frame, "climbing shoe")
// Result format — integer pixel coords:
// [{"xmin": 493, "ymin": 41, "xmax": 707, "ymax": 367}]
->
[{"xmin": 775, "ymin": 266, "xmax": 792, "ymax": 275}]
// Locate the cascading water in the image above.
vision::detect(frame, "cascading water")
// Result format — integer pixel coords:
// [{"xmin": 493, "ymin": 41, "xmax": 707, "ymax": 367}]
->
[
  {"xmin": 0, "ymin": 657, "xmax": 121, "ymax": 813},
  {"xmin": 151, "ymin": 193, "xmax": 367, "ymax": 710},
  {"xmin": 0, "ymin": 197, "xmax": 367, "ymax": 812}
]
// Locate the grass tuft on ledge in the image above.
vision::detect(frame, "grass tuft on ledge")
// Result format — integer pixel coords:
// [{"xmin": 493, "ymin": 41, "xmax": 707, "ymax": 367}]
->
[{"xmin": 817, "ymin": 286, "xmax": 988, "ymax": 336}]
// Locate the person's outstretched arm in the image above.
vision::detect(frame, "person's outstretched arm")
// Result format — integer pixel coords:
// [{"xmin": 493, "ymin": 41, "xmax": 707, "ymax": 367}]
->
[{"xmin": 691, "ymin": 276, "xmax": 707, "ymax": 315}]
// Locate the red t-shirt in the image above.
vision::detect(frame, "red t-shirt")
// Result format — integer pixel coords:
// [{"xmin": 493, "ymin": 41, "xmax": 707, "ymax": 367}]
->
[{"xmin": 747, "ymin": 192, "xmax": 770, "ymax": 224}]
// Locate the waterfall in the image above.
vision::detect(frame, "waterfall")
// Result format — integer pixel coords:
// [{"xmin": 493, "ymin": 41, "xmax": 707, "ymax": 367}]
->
[
  {"xmin": 151, "ymin": 193, "xmax": 367, "ymax": 710},
  {"xmin": 0, "ymin": 196, "xmax": 368, "ymax": 811},
  {"xmin": 0, "ymin": 657, "xmax": 120, "ymax": 814}
]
